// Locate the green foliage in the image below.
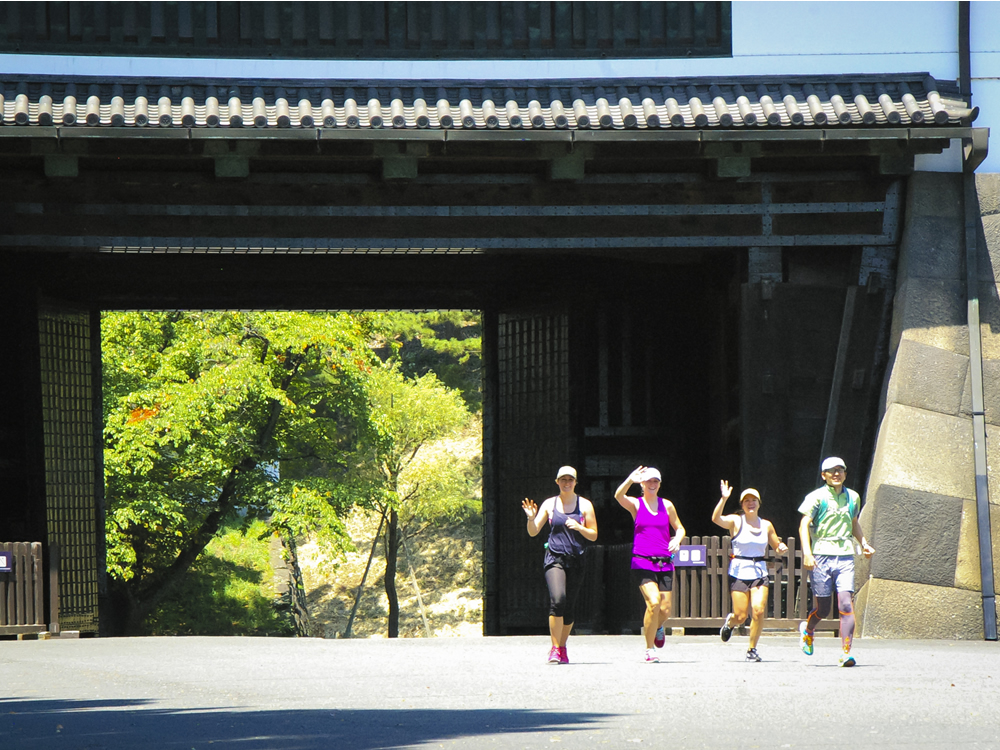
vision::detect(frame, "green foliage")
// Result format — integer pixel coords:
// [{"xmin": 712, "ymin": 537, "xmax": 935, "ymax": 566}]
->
[
  {"xmin": 147, "ymin": 519, "xmax": 294, "ymax": 636},
  {"xmin": 102, "ymin": 309, "xmax": 483, "ymax": 636},
  {"xmin": 102, "ymin": 310, "xmax": 383, "ymax": 632},
  {"xmin": 379, "ymin": 311, "xmax": 482, "ymax": 412},
  {"xmin": 394, "ymin": 418, "xmax": 482, "ymax": 527},
  {"xmin": 365, "ymin": 364, "xmax": 472, "ymax": 495}
]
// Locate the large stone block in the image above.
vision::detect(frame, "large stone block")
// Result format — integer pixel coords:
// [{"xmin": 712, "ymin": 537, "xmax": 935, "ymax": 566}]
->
[
  {"xmin": 856, "ymin": 577, "xmax": 987, "ymax": 639},
  {"xmin": 977, "ymin": 282, "xmax": 1000, "ymax": 360},
  {"xmin": 977, "ymin": 172, "xmax": 1000, "ymax": 216},
  {"xmin": 978, "ymin": 214, "xmax": 1000, "ymax": 283},
  {"xmin": 887, "ymin": 338, "xmax": 967, "ymax": 417},
  {"xmin": 868, "ymin": 484, "xmax": 963, "ymax": 587},
  {"xmin": 988, "ymin": 421, "xmax": 1000, "ymax": 508},
  {"xmin": 890, "ymin": 278, "xmax": 968, "ymax": 356},
  {"xmin": 955, "ymin": 499, "xmax": 1000, "ymax": 591},
  {"xmin": 896, "ymin": 215, "xmax": 964, "ymax": 282},
  {"xmin": 867, "ymin": 403, "xmax": 975, "ymax": 503},
  {"xmin": 906, "ymin": 172, "xmax": 963, "ymax": 220}
]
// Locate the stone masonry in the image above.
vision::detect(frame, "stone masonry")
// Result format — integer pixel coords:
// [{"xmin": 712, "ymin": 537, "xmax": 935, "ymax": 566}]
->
[{"xmin": 856, "ymin": 171, "xmax": 1000, "ymax": 639}]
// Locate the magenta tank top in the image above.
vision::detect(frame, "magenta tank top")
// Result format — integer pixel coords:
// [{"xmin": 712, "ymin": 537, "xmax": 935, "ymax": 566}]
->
[{"xmin": 631, "ymin": 496, "xmax": 673, "ymax": 572}]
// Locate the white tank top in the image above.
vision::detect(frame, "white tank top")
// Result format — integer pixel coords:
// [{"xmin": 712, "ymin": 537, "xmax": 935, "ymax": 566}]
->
[{"xmin": 729, "ymin": 517, "xmax": 769, "ymax": 580}]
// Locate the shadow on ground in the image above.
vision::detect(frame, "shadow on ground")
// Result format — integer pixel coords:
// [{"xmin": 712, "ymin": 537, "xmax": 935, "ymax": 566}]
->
[{"xmin": 1, "ymin": 698, "xmax": 609, "ymax": 749}]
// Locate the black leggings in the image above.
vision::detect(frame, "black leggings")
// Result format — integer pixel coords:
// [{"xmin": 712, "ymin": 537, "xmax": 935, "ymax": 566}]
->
[{"xmin": 544, "ymin": 562, "xmax": 586, "ymax": 625}]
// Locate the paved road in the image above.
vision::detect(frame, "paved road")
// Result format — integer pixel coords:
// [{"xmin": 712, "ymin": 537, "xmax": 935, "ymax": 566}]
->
[{"xmin": 1, "ymin": 634, "xmax": 998, "ymax": 749}]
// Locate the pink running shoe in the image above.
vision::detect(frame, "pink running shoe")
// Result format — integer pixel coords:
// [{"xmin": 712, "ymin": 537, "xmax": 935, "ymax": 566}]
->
[
  {"xmin": 654, "ymin": 626, "xmax": 666, "ymax": 648},
  {"xmin": 558, "ymin": 646, "xmax": 569, "ymax": 664},
  {"xmin": 547, "ymin": 646, "xmax": 561, "ymax": 664}
]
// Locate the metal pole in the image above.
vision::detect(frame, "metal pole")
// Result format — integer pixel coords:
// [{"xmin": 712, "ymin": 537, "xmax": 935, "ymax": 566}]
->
[
  {"xmin": 959, "ymin": 2, "xmax": 972, "ymax": 104},
  {"xmin": 964, "ymin": 169, "xmax": 997, "ymax": 640}
]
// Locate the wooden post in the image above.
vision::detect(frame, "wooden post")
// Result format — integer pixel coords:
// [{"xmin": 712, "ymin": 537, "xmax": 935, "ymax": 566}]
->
[
  {"xmin": 48, "ymin": 543, "xmax": 60, "ymax": 634},
  {"xmin": 0, "ymin": 543, "xmax": 8, "ymax": 627},
  {"xmin": 15, "ymin": 542, "xmax": 26, "ymax": 625},
  {"xmin": 695, "ymin": 536, "xmax": 708, "ymax": 617},
  {"xmin": 31, "ymin": 543, "xmax": 43, "ymax": 627},
  {"xmin": 708, "ymin": 536, "xmax": 721, "ymax": 618},
  {"xmin": 786, "ymin": 536, "xmax": 797, "ymax": 621}
]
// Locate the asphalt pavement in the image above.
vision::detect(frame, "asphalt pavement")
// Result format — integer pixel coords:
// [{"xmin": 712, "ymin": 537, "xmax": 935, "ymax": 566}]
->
[{"xmin": 1, "ymin": 633, "xmax": 998, "ymax": 749}]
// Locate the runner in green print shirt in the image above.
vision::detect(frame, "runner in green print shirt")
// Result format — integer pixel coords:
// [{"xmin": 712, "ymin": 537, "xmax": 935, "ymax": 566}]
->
[{"xmin": 798, "ymin": 457, "xmax": 874, "ymax": 667}]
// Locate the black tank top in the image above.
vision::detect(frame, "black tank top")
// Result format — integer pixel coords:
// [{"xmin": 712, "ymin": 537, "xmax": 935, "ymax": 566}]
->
[{"xmin": 547, "ymin": 497, "xmax": 587, "ymax": 557}]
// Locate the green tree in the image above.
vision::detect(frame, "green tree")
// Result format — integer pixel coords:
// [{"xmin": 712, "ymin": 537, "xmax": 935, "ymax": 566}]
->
[
  {"xmin": 102, "ymin": 311, "xmax": 380, "ymax": 635},
  {"xmin": 378, "ymin": 311, "xmax": 482, "ymax": 412},
  {"xmin": 362, "ymin": 365, "xmax": 475, "ymax": 637}
]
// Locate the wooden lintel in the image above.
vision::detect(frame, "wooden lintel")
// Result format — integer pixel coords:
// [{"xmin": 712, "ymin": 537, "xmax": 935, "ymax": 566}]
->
[
  {"xmin": 382, "ymin": 156, "xmax": 418, "ymax": 180},
  {"xmin": 711, "ymin": 156, "xmax": 751, "ymax": 179},
  {"xmin": 878, "ymin": 152, "xmax": 914, "ymax": 175},
  {"xmin": 548, "ymin": 152, "xmax": 586, "ymax": 181},
  {"xmin": 44, "ymin": 154, "xmax": 78, "ymax": 178},
  {"xmin": 214, "ymin": 155, "xmax": 249, "ymax": 179}
]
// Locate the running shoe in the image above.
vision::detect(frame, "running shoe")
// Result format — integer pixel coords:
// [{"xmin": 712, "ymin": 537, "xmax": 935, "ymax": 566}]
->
[
  {"xmin": 839, "ymin": 651, "xmax": 856, "ymax": 667},
  {"xmin": 547, "ymin": 646, "xmax": 561, "ymax": 664},
  {"xmin": 745, "ymin": 648, "xmax": 762, "ymax": 662},
  {"xmin": 798, "ymin": 621, "xmax": 814, "ymax": 656},
  {"xmin": 644, "ymin": 648, "xmax": 659, "ymax": 663},
  {"xmin": 654, "ymin": 626, "xmax": 666, "ymax": 648},
  {"xmin": 720, "ymin": 615, "xmax": 734, "ymax": 643},
  {"xmin": 558, "ymin": 646, "xmax": 569, "ymax": 665}
]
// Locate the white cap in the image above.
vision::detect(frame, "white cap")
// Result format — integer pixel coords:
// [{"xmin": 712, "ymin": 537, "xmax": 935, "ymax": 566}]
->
[
  {"xmin": 555, "ymin": 465, "xmax": 577, "ymax": 480},
  {"xmin": 641, "ymin": 467, "xmax": 662, "ymax": 482},
  {"xmin": 821, "ymin": 457, "xmax": 846, "ymax": 472},
  {"xmin": 739, "ymin": 488, "xmax": 761, "ymax": 503}
]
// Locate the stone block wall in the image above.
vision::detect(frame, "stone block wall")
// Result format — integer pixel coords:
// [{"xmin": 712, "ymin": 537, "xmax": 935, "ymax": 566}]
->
[{"xmin": 857, "ymin": 172, "xmax": 1000, "ymax": 639}]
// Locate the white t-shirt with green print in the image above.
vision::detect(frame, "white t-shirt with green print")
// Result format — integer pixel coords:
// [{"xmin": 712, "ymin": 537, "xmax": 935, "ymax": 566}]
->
[{"xmin": 798, "ymin": 484, "xmax": 860, "ymax": 557}]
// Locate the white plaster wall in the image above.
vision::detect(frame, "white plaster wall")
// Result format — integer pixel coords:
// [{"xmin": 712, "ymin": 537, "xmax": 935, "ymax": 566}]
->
[
  {"xmin": 971, "ymin": 1, "xmax": 1000, "ymax": 173},
  {"xmin": 1, "ymin": 1, "xmax": 997, "ymax": 171}
]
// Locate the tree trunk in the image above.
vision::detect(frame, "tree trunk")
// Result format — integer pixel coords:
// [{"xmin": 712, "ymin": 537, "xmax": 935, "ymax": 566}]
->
[{"xmin": 385, "ymin": 508, "xmax": 400, "ymax": 638}]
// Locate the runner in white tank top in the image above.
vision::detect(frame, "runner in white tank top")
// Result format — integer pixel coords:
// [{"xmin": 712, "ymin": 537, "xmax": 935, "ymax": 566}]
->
[{"xmin": 711, "ymin": 480, "xmax": 788, "ymax": 662}]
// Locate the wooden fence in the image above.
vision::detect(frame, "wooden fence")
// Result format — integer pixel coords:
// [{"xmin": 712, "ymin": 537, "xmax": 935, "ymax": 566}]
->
[
  {"xmin": 602, "ymin": 536, "xmax": 839, "ymax": 634},
  {"xmin": 0, "ymin": 542, "xmax": 60, "ymax": 637}
]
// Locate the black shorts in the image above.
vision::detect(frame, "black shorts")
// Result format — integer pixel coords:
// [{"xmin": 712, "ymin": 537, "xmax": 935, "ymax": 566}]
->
[
  {"xmin": 729, "ymin": 575, "xmax": 768, "ymax": 593},
  {"xmin": 633, "ymin": 569, "xmax": 674, "ymax": 592}
]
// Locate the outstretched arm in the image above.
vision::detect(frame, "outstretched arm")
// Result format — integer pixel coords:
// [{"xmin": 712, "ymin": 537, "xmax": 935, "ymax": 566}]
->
[
  {"xmin": 766, "ymin": 521, "xmax": 788, "ymax": 554},
  {"xmin": 614, "ymin": 466, "xmax": 644, "ymax": 517},
  {"xmin": 666, "ymin": 502, "xmax": 686, "ymax": 555},
  {"xmin": 523, "ymin": 497, "xmax": 550, "ymax": 537},
  {"xmin": 799, "ymin": 515, "xmax": 815, "ymax": 570},
  {"xmin": 711, "ymin": 480, "xmax": 738, "ymax": 532},
  {"xmin": 852, "ymin": 517, "xmax": 874, "ymax": 558}
]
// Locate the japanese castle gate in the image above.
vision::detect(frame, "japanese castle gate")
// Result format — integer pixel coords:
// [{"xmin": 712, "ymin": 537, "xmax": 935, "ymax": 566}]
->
[{"xmin": 0, "ymin": 67, "xmax": 988, "ymax": 634}]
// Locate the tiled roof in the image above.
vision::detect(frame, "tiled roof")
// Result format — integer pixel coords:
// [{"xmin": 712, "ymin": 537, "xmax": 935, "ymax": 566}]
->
[{"xmin": 0, "ymin": 75, "xmax": 976, "ymax": 131}]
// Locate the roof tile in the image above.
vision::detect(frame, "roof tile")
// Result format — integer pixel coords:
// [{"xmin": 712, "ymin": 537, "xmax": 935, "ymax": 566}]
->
[{"xmin": 0, "ymin": 76, "xmax": 976, "ymax": 131}]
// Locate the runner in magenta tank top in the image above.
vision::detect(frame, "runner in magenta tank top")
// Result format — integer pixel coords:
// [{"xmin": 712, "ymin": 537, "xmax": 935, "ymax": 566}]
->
[
  {"xmin": 632, "ymin": 495, "xmax": 674, "ymax": 572},
  {"xmin": 615, "ymin": 465, "xmax": 686, "ymax": 663}
]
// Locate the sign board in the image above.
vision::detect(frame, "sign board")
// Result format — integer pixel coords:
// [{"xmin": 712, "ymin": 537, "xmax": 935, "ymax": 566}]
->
[
  {"xmin": 0, "ymin": 551, "xmax": 11, "ymax": 572},
  {"xmin": 673, "ymin": 545, "xmax": 707, "ymax": 567}
]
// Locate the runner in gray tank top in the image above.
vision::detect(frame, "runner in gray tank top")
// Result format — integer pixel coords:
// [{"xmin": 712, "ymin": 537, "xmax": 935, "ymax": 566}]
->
[
  {"xmin": 711, "ymin": 480, "xmax": 787, "ymax": 662},
  {"xmin": 523, "ymin": 465, "xmax": 598, "ymax": 665}
]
